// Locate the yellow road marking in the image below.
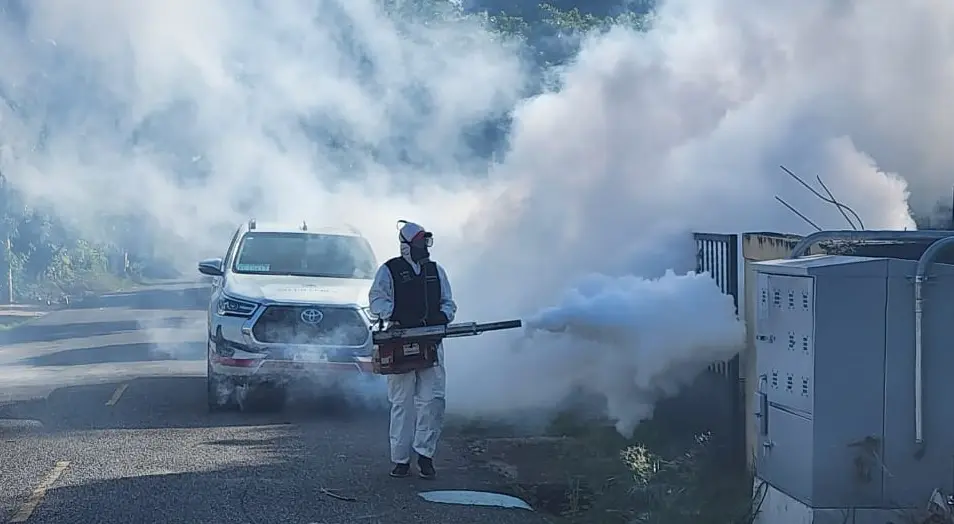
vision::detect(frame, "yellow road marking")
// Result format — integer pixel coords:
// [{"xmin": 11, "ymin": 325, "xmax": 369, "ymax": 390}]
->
[
  {"xmin": 9, "ymin": 461, "xmax": 70, "ymax": 523},
  {"xmin": 105, "ymin": 383, "xmax": 129, "ymax": 406}
]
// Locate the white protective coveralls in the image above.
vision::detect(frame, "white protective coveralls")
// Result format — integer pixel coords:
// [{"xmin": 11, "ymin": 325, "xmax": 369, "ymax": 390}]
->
[{"xmin": 368, "ymin": 221, "xmax": 457, "ymax": 464}]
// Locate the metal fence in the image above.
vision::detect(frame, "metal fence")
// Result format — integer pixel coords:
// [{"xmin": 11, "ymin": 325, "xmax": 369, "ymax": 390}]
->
[
  {"xmin": 635, "ymin": 232, "xmax": 747, "ymax": 470},
  {"xmin": 693, "ymin": 232, "xmax": 745, "ymax": 470},
  {"xmin": 695, "ymin": 233, "xmax": 740, "ymax": 373}
]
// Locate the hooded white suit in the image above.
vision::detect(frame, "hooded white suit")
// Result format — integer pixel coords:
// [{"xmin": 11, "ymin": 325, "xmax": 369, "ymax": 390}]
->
[{"xmin": 368, "ymin": 221, "xmax": 457, "ymax": 464}]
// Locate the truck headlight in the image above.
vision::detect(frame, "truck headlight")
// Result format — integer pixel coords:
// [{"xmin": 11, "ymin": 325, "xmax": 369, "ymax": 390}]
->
[{"xmin": 217, "ymin": 296, "xmax": 258, "ymax": 317}]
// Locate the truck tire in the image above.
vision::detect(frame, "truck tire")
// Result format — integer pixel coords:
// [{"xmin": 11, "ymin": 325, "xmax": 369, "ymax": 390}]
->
[{"xmin": 207, "ymin": 359, "xmax": 237, "ymax": 412}]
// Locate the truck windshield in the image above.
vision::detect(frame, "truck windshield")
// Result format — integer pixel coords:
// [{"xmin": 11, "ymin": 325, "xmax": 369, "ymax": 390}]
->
[{"xmin": 232, "ymin": 232, "xmax": 377, "ymax": 279}]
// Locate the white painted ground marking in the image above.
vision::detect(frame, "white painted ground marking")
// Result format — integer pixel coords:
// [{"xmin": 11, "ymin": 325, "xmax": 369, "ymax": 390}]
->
[
  {"xmin": 9, "ymin": 461, "xmax": 70, "ymax": 523},
  {"xmin": 105, "ymin": 383, "xmax": 129, "ymax": 406}
]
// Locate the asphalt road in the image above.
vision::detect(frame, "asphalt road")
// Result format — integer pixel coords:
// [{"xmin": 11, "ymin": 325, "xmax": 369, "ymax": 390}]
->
[{"xmin": 0, "ymin": 282, "xmax": 546, "ymax": 524}]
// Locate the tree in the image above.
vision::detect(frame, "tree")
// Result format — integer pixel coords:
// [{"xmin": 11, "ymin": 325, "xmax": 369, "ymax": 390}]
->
[{"xmin": 480, "ymin": 1, "xmax": 656, "ymax": 70}]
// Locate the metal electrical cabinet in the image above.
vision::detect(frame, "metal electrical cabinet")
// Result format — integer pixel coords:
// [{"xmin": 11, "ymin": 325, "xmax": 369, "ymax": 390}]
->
[{"xmin": 753, "ymin": 254, "xmax": 954, "ymax": 520}]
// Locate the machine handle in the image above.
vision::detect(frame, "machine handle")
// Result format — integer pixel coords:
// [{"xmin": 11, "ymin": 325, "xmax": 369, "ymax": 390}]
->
[{"xmin": 756, "ymin": 374, "xmax": 769, "ymax": 436}]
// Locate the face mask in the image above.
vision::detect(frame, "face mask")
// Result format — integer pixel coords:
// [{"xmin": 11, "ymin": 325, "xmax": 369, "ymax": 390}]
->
[
  {"xmin": 409, "ymin": 244, "xmax": 430, "ymax": 262},
  {"xmin": 403, "ymin": 233, "xmax": 433, "ymax": 262}
]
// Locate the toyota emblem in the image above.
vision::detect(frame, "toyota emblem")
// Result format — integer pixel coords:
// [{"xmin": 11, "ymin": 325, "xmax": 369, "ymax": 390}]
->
[{"xmin": 300, "ymin": 308, "xmax": 323, "ymax": 324}]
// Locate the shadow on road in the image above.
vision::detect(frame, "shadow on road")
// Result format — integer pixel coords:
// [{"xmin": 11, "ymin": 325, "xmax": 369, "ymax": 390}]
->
[
  {"xmin": 0, "ymin": 376, "xmax": 548, "ymax": 523},
  {"xmin": 26, "ymin": 436, "xmax": 328, "ymax": 524},
  {"xmin": 0, "ymin": 321, "xmax": 145, "ymax": 345},
  {"xmin": 0, "ymin": 315, "xmax": 197, "ymax": 347},
  {"xmin": 0, "ymin": 376, "xmax": 387, "ymax": 432},
  {"xmin": 73, "ymin": 286, "xmax": 210, "ymax": 311},
  {"xmin": 20, "ymin": 428, "xmax": 533, "ymax": 524},
  {"xmin": 20, "ymin": 341, "xmax": 207, "ymax": 366}
]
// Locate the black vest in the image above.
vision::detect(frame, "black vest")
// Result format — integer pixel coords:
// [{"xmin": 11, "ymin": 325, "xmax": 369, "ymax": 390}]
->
[{"xmin": 385, "ymin": 257, "xmax": 444, "ymax": 327}]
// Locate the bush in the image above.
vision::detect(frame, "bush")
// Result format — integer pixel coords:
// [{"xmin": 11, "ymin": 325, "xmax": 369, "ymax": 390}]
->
[{"xmin": 622, "ymin": 432, "xmax": 761, "ymax": 524}]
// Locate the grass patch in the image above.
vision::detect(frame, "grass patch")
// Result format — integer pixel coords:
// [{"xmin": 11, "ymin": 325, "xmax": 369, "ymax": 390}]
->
[
  {"xmin": 622, "ymin": 432, "xmax": 759, "ymax": 524},
  {"xmin": 18, "ymin": 272, "xmax": 142, "ymax": 305},
  {"xmin": 452, "ymin": 411, "xmax": 759, "ymax": 524}
]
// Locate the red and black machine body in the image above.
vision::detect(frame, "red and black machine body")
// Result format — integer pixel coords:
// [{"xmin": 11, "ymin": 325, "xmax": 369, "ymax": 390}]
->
[{"xmin": 371, "ymin": 320, "xmax": 523, "ymax": 375}]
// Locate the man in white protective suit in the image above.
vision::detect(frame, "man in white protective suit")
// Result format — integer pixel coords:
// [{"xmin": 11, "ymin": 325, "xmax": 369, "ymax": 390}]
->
[{"xmin": 368, "ymin": 220, "xmax": 457, "ymax": 480}]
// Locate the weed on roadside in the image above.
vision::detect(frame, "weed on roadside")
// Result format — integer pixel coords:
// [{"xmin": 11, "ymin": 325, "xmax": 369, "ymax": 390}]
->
[{"xmin": 452, "ymin": 412, "xmax": 758, "ymax": 524}]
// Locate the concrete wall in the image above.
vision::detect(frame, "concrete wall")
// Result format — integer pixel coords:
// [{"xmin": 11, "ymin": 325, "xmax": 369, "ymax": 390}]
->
[{"xmin": 741, "ymin": 232, "xmax": 814, "ymax": 470}]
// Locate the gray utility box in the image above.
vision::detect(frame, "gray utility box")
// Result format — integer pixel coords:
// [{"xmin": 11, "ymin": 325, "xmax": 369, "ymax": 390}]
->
[{"xmin": 753, "ymin": 254, "xmax": 954, "ymax": 512}]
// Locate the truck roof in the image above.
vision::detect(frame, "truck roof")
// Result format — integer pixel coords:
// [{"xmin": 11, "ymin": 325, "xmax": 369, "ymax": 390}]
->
[{"xmin": 244, "ymin": 220, "xmax": 363, "ymax": 237}]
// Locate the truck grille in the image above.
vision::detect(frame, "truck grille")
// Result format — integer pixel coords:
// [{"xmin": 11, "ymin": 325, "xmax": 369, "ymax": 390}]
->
[{"xmin": 252, "ymin": 306, "xmax": 370, "ymax": 346}]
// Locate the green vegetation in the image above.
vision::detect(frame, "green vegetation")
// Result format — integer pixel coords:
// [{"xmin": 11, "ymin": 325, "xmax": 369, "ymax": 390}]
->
[
  {"xmin": 0, "ymin": 173, "xmax": 150, "ymax": 305},
  {"xmin": 483, "ymin": 1, "xmax": 655, "ymax": 71},
  {"xmin": 620, "ymin": 431, "xmax": 759, "ymax": 524},
  {"xmin": 549, "ymin": 413, "xmax": 757, "ymax": 524},
  {"xmin": 917, "ymin": 199, "xmax": 954, "ymax": 230},
  {"xmin": 451, "ymin": 410, "xmax": 757, "ymax": 524}
]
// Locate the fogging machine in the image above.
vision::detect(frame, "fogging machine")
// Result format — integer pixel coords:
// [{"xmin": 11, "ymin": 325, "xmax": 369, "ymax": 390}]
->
[{"xmin": 371, "ymin": 319, "xmax": 523, "ymax": 375}]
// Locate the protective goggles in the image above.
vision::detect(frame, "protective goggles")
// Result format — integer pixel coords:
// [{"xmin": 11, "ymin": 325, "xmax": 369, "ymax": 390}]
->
[{"xmin": 406, "ymin": 230, "xmax": 433, "ymax": 248}]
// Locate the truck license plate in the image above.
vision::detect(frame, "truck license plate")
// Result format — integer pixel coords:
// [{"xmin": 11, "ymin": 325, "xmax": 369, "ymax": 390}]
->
[{"xmin": 272, "ymin": 361, "xmax": 305, "ymax": 370}]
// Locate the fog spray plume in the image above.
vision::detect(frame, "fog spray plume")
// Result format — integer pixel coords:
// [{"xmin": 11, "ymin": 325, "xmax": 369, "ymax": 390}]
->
[
  {"xmin": 444, "ymin": 0, "xmax": 954, "ymax": 432},
  {"xmin": 138, "ymin": 313, "xmax": 207, "ymax": 362},
  {"xmin": 525, "ymin": 271, "xmax": 744, "ymax": 435}
]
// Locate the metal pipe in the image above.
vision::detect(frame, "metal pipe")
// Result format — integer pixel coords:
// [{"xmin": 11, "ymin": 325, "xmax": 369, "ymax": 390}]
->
[
  {"xmin": 372, "ymin": 319, "xmax": 523, "ymax": 343},
  {"xmin": 789, "ymin": 230, "xmax": 954, "ymax": 259},
  {"xmin": 915, "ymin": 273, "xmax": 924, "ymax": 446},
  {"xmin": 913, "ymin": 236, "xmax": 954, "ymax": 446}
]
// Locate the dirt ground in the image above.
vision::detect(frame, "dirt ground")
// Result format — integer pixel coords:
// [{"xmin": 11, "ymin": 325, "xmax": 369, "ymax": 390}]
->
[
  {"xmin": 460, "ymin": 433, "xmax": 635, "ymax": 523},
  {"xmin": 448, "ymin": 413, "xmax": 754, "ymax": 524}
]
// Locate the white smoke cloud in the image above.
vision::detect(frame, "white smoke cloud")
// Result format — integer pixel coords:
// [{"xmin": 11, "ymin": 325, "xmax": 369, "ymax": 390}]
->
[
  {"xmin": 529, "ymin": 270, "xmax": 744, "ymax": 435},
  {"xmin": 447, "ymin": 270, "xmax": 745, "ymax": 435},
  {"xmin": 0, "ymin": 0, "xmax": 521, "ymax": 263},
  {"xmin": 444, "ymin": 0, "xmax": 937, "ymax": 427},
  {"xmin": 0, "ymin": 0, "xmax": 950, "ymax": 431}
]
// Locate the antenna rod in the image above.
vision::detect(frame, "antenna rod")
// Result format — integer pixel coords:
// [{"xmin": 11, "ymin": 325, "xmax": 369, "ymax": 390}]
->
[
  {"xmin": 775, "ymin": 196, "xmax": 822, "ymax": 232},
  {"xmin": 778, "ymin": 165, "xmax": 866, "ymax": 230}
]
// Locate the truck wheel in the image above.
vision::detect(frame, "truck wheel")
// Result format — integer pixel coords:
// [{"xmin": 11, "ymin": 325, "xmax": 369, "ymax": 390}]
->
[{"xmin": 207, "ymin": 360, "xmax": 236, "ymax": 412}]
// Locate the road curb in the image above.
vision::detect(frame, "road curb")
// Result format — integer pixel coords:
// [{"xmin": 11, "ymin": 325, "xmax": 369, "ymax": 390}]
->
[
  {"xmin": 0, "ymin": 389, "xmax": 54, "ymax": 407},
  {"xmin": 0, "ymin": 311, "xmax": 53, "ymax": 336},
  {"xmin": 0, "ymin": 418, "xmax": 43, "ymax": 430}
]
